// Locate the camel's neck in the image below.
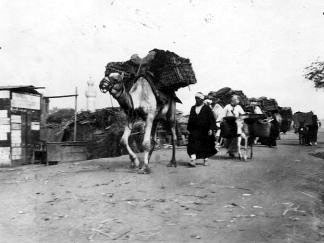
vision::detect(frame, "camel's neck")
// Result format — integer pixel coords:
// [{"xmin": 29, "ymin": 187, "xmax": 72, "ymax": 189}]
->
[{"xmin": 113, "ymin": 87, "xmax": 133, "ymax": 114}]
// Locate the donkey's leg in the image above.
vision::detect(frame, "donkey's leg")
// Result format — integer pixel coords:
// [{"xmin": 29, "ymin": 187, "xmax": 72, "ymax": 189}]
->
[
  {"xmin": 237, "ymin": 136, "xmax": 242, "ymax": 160},
  {"xmin": 242, "ymin": 135, "xmax": 248, "ymax": 161},
  {"xmin": 238, "ymin": 133, "xmax": 248, "ymax": 161},
  {"xmin": 167, "ymin": 121, "xmax": 177, "ymax": 167},
  {"xmin": 120, "ymin": 122, "xmax": 140, "ymax": 168},
  {"xmin": 139, "ymin": 113, "xmax": 155, "ymax": 174}
]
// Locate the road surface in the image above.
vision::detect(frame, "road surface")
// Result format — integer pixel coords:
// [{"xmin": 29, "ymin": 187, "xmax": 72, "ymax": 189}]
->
[{"xmin": 0, "ymin": 129, "xmax": 324, "ymax": 242}]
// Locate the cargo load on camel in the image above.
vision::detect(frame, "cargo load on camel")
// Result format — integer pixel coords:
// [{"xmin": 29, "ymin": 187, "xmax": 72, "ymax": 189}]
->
[
  {"xmin": 257, "ymin": 97, "xmax": 279, "ymax": 112},
  {"xmin": 293, "ymin": 111, "xmax": 314, "ymax": 129},
  {"xmin": 278, "ymin": 107, "xmax": 293, "ymax": 133},
  {"xmin": 104, "ymin": 49, "xmax": 197, "ymax": 93},
  {"xmin": 207, "ymin": 87, "xmax": 249, "ymax": 108}
]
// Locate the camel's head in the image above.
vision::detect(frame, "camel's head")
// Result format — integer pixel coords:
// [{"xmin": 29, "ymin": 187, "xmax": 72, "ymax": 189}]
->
[{"xmin": 99, "ymin": 72, "xmax": 124, "ymax": 98}]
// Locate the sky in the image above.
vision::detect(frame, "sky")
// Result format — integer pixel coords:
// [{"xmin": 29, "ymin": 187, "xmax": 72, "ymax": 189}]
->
[{"xmin": 1, "ymin": 0, "xmax": 324, "ymax": 117}]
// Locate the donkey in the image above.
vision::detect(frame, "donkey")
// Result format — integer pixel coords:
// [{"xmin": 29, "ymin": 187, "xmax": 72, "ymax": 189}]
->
[{"xmin": 222, "ymin": 116, "xmax": 253, "ymax": 161}]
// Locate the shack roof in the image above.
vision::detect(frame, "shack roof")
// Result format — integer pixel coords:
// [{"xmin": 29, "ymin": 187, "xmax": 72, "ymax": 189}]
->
[{"xmin": 0, "ymin": 85, "xmax": 43, "ymax": 94}]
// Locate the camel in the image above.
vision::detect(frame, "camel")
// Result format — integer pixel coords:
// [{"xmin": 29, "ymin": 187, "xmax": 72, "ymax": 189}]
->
[{"xmin": 99, "ymin": 71, "xmax": 178, "ymax": 174}]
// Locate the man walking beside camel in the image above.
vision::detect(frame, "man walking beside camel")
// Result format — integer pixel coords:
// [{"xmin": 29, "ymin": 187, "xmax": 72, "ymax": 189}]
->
[{"xmin": 187, "ymin": 92, "xmax": 217, "ymax": 167}]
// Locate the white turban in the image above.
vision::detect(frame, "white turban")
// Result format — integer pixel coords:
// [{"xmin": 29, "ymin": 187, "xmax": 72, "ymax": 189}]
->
[{"xmin": 195, "ymin": 92, "xmax": 204, "ymax": 100}]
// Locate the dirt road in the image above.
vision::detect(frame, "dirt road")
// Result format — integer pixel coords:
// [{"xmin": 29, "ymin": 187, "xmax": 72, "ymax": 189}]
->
[{"xmin": 0, "ymin": 130, "xmax": 324, "ymax": 243}]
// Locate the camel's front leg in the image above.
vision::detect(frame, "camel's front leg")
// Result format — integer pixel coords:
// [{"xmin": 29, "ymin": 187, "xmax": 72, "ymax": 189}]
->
[
  {"xmin": 139, "ymin": 113, "xmax": 155, "ymax": 174},
  {"xmin": 120, "ymin": 122, "xmax": 140, "ymax": 169},
  {"xmin": 167, "ymin": 121, "xmax": 177, "ymax": 167}
]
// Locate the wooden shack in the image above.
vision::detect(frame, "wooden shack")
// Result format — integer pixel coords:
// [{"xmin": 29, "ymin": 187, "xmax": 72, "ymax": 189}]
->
[{"xmin": 0, "ymin": 86, "xmax": 42, "ymax": 166}]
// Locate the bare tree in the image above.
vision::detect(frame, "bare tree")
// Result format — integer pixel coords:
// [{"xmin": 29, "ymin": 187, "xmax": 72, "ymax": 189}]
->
[{"xmin": 305, "ymin": 61, "xmax": 324, "ymax": 88}]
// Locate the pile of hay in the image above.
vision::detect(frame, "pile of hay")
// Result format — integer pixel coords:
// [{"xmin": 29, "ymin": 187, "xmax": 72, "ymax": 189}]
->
[
  {"xmin": 46, "ymin": 108, "xmax": 75, "ymax": 123},
  {"xmin": 278, "ymin": 107, "xmax": 293, "ymax": 133},
  {"xmin": 44, "ymin": 107, "xmax": 189, "ymax": 159},
  {"xmin": 256, "ymin": 97, "xmax": 279, "ymax": 112},
  {"xmin": 44, "ymin": 108, "xmax": 144, "ymax": 158},
  {"xmin": 60, "ymin": 108, "xmax": 145, "ymax": 159}
]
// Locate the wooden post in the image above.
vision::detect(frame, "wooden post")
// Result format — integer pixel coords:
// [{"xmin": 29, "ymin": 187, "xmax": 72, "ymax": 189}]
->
[{"xmin": 74, "ymin": 87, "xmax": 78, "ymax": 141}]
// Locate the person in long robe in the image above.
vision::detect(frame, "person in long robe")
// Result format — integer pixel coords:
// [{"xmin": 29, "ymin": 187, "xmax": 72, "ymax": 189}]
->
[
  {"xmin": 308, "ymin": 114, "xmax": 320, "ymax": 145},
  {"xmin": 187, "ymin": 92, "xmax": 217, "ymax": 167}
]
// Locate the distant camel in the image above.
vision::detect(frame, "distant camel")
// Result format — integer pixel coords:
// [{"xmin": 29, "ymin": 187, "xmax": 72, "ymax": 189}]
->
[{"xmin": 99, "ymin": 72, "xmax": 178, "ymax": 174}]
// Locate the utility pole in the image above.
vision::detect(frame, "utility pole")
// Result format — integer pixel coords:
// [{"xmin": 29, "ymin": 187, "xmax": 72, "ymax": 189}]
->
[{"xmin": 74, "ymin": 87, "xmax": 78, "ymax": 141}]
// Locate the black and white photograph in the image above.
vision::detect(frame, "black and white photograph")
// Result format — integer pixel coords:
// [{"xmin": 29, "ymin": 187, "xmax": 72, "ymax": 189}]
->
[{"xmin": 0, "ymin": 0, "xmax": 324, "ymax": 242}]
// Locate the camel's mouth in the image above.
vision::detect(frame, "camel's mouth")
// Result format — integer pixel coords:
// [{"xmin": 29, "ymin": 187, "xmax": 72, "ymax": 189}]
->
[
  {"xmin": 99, "ymin": 73, "xmax": 123, "ymax": 93},
  {"xmin": 99, "ymin": 77, "xmax": 113, "ymax": 93}
]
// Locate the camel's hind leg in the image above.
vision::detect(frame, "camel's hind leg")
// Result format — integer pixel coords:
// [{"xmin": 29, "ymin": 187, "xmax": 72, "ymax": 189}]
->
[
  {"xmin": 166, "ymin": 100, "xmax": 177, "ymax": 167},
  {"xmin": 140, "ymin": 113, "xmax": 155, "ymax": 174},
  {"xmin": 167, "ymin": 121, "xmax": 177, "ymax": 167},
  {"xmin": 148, "ymin": 119, "xmax": 158, "ymax": 163},
  {"xmin": 120, "ymin": 121, "xmax": 140, "ymax": 169}
]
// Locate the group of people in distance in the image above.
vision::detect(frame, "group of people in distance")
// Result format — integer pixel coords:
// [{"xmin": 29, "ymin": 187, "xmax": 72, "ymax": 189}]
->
[
  {"xmin": 186, "ymin": 92, "xmax": 248, "ymax": 167},
  {"xmin": 186, "ymin": 92, "xmax": 322, "ymax": 166},
  {"xmin": 297, "ymin": 115, "xmax": 321, "ymax": 146}
]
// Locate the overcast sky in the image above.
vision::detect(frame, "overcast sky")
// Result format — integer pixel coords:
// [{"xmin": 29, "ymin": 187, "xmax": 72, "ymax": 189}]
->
[{"xmin": 1, "ymin": 0, "xmax": 324, "ymax": 117}]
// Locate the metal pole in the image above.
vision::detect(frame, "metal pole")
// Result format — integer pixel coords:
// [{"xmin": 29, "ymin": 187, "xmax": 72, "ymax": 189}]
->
[{"xmin": 74, "ymin": 87, "xmax": 78, "ymax": 141}]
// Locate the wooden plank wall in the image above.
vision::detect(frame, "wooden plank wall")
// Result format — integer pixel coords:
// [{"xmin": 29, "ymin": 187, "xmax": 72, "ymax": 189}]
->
[{"xmin": 0, "ymin": 91, "xmax": 11, "ymax": 166}]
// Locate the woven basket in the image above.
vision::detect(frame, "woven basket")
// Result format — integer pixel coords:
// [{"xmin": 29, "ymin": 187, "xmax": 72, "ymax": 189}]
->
[
  {"xmin": 252, "ymin": 120, "xmax": 271, "ymax": 137},
  {"xmin": 280, "ymin": 120, "xmax": 292, "ymax": 133},
  {"xmin": 220, "ymin": 118, "xmax": 237, "ymax": 138},
  {"xmin": 157, "ymin": 62, "xmax": 197, "ymax": 90}
]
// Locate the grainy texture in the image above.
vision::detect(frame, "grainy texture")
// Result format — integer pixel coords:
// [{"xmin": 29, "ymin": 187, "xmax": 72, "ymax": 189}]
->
[{"xmin": 0, "ymin": 129, "xmax": 323, "ymax": 242}]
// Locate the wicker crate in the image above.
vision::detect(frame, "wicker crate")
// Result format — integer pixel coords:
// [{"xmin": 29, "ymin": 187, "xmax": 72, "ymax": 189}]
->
[
  {"xmin": 220, "ymin": 117, "xmax": 237, "ymax": 138},
  {"xmin": 293, "ymin": 112, "xmax": 314, "ymax": 128},
  {"xmin": 157, "ymin": 62, "xmax": 197, "ymax": 90},
  {"xmin": 252, "ymin": 120, "xmax": 271, "ymax": 137}
]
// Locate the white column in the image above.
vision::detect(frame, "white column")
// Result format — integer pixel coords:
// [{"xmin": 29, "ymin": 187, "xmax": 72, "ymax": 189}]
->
[{"xmin": 85, "ymin": 78, "xmax": 97, "ymax": 112}]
